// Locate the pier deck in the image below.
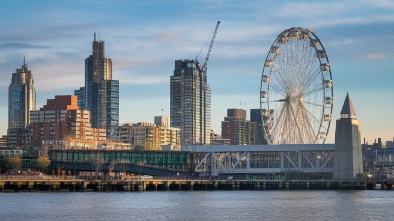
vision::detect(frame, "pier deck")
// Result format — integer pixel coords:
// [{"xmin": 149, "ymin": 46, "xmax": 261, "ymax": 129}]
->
[{"xmin": 0, "ymin": 175, "xmax": 393, "ymax": 192}]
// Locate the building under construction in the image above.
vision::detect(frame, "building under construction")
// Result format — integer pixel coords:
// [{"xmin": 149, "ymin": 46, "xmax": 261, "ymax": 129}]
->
[{"xmin": 170, "ymin": 21, "xmax": 220, "ymax": 146}]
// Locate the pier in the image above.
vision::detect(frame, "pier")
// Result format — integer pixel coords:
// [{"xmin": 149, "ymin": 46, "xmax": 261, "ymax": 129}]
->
[{"xmin": 0, "ymin": 175, "xmax": 393, "ymax": 192}]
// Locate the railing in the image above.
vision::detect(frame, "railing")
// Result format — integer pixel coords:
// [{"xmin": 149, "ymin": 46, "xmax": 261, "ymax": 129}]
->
[
  {"xmin": 1, "ymin": 174, "xmax": 376, "ymax": 182},
  {"xmin": 0, "ymin": 174, "xmax": 254, "ymax": 181},
  {"xmin": 0, "ymin": 175, "xmax": 79, "ymax": 181}
]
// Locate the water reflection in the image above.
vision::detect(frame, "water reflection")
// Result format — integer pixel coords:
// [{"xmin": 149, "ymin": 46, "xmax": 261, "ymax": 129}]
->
[{"xmin": 1, "ymin": 191, "xmax": 394, "ymax": 221}]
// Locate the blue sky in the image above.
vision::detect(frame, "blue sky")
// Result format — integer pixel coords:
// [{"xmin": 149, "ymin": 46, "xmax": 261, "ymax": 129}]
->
[{"xmin": 0, "ymin": 0, "xmax": 393, "ymax": 144}]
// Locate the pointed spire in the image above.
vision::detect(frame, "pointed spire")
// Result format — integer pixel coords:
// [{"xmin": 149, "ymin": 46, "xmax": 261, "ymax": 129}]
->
[
  {"xmin": 21, "ymin": 56, "xmax": 28, "ymax": 70},
  {"xmin": 340, "ymin": 92, "xmax": 356, "ymax": 118}
]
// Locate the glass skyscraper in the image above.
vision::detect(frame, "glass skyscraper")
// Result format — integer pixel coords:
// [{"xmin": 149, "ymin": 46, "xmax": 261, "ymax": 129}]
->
[
  {"xmin": 76, "ymin": 33, "xmax": 119, "ymax": 138},
  {"xmin": 170, "ymin": 59, "xmax": 211, "ymax": 146},
  {"xmin": 8, "ymin": 58, "xmax": 36, "ymax": 148},
  {"xmin": 8, "ymin": 58, "xmax": 36, "ymax": 130}
]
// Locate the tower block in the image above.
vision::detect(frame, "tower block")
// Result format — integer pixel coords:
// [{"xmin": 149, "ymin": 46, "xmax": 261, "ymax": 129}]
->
[{"xmin": 334, "ymin": 93, "xmax": 363, "ymax": 179}]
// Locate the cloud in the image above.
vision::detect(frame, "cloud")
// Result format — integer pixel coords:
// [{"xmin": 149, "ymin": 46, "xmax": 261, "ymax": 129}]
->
[
  {"xmin": 367, "ymin": 53, "xmax": 387, "ymax": 60},
  {"xmin": 153, "ymin": 32, "xmax": 180, "ymax": 41},
  {"xmin": 118, "ymin": 74, "xmax": 168, "ymax": 85},
  {"xmin": 0, "ymin": 43, "xmax": 53, "ymax": 50},
  {"xmin": 278, "ymin": 2, "xmax": 346, "ymax": 18},
  {"xmin": 113, "ymin": 57, "xmax": 158, "ymax": 69},
  {"xmin": 363, "ymin": 0, "xmax": 394, "ymax": 8}
]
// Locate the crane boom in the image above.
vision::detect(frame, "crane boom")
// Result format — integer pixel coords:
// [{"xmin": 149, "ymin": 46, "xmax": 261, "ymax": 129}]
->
[{"xmin": 203, "ymin": 21, "xmax": 220, "ymax": 71}]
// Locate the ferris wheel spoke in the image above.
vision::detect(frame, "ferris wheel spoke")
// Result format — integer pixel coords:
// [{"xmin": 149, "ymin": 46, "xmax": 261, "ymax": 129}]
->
[
  {"xmin": 303, "ymin": 83, "xmax": 324, "ymax": 98},
  {"xmin": 292, "ymin": 101, "xmax": 313, "ymax": 143},
  {"xmin": 299, "ymin": 103, "xmax": 319, "ymax": 143},
  {"xmin": 303, "ymin": 104, "xmax": 327, "ymax": 131},
  {"xmin": 261, "ymin": 99, "xmax": 287, "ymax": 104},
  {"xmin": 272, "ymin": 103, "xmax": 287, "ymax": 142},
  {"xmin": 303, "ymin": 101, "xmax": 325, "ymax": 109},
  {"xmin": 268, "ymin": 83, "xmax": 287, "ymax": 98},
  {"xmin": 288, "ymin": 101, "xmax": 305, "ymax": 143},
  {"xmin": 272, "ymin": 68, "xmax": 290, "ymax": 95},
  {"xmin": 301, "ymin": 67, "xmax": 322, "ymax": 93},
  {"xmin": 297, "ymin": 102, "xmax": 316, "ymax": 143},
  {"xmin": 303, "ymin": 72, "xmax": 323, "ymax": 92}
]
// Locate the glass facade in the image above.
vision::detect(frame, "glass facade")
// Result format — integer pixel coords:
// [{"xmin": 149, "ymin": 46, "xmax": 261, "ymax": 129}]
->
[
  {"xmin": 8, "ymin": 60, "xmax": 36, "ymax": 130},
  {"xmin": 106, "ymin": 80, "xmax": 119, "ymax": 137},
  {"xmin": 49, "ymin": 150, "xmax": 192, "ymax": 170},
  {"xmin": 83, "ymin": 34, "xmax": 119, "ymax": 138},
  {"xmin": 170, "ymin": 60, "xmax": 211, "ymax": 146}
]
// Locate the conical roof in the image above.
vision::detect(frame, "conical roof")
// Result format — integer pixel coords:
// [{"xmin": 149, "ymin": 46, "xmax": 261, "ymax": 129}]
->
[{"xmin": 340, "ymin": 93, "xmax": 356, "ymax": 117}]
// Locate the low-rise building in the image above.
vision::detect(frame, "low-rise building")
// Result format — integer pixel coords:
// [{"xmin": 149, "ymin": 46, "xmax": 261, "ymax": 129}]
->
[
  {"xmin": 111, "ymin": 120, "xmax": 180, "ymax": 150},
  {"xmin": 30, "ymin": 95, "xmax": 127, "ymax": 155},
  {"xmin": 210, "ymin": 130, "xmax": 230, "ymax": 145}
]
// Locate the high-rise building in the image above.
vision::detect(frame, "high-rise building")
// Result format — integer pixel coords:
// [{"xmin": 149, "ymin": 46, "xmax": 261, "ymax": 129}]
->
[
  {"xmin": 250, "ymin": 109, "xmax": 266, "ymax": 144},
  {"xmin": 250, "ymin": 109, "xmax": 261, "ymax": 125},
  {"xmin": 8, "ymin": 58, "xmax": 36, "ymax": 130},
  {"xmin": 8, "ymin": 58, "xmax": 36, "ymax": 148},
  {"xmin": 221, "ymin": 108, "xmax": 257, "ymax": 145},
  {"xmin": 74, "ymin": 87, "xmax": 85, "ymax": 109},
  {"xmin": 170, "ymin": 59, "xmax": 211, "ymax": 146},
  {"xmin": 77, "ymin": 33, "xmax": 119, "ymax": 138}
]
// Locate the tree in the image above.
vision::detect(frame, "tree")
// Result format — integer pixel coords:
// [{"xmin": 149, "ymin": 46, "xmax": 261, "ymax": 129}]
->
[
  {"xmin": 37, "ymin": 156, "xmax": 51, "ymax": 173},
  {"xmin": 0, "ymin": 156, "xmax": 7, "ymax": 174},
  {"xmin": 7, "ymin": 156, "xmax": 21, "ymax": 171},
  {"xmin": 108, "ymin": 161, "xmax": 117, "ymax": 179},
  {"xmin": 134, "ymin": 143, "xmax": 145, "ymax": 151},
  {"xmin": 92, "ymin": 156, "xmax": 106, "ymax": 179}
]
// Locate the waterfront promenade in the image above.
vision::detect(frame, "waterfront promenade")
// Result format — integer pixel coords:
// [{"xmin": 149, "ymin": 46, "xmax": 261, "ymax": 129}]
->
[{"xmin": 0, "ymin": 175, "xmax": 392, "ymax": 192}]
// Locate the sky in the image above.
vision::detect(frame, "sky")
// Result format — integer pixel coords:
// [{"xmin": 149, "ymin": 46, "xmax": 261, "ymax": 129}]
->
[{"xmin": 0, "ymin": 0, "xmax": 393, "ymax": 145}]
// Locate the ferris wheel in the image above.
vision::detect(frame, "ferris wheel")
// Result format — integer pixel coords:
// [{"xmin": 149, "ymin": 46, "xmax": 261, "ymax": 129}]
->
[{"xmin": 260, "ymin": 27, "xmax": 333, "ymax": 144}]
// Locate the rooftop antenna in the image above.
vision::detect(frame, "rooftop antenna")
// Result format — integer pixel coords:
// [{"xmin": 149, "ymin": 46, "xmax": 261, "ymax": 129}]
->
[{"xmin": 94, "ymin": 32, "xmax": 96, "ymax": 41}]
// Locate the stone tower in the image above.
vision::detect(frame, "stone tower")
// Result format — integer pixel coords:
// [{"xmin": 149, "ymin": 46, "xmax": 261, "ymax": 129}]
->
[{"xmin": 333, "ymin": 93, "xmax": 363, "ymax": 179}]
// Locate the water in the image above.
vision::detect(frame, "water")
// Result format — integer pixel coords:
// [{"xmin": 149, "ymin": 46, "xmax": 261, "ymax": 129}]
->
[{"xmin": 1, "ymin": 191, "xmax": 393, "ymax": 221}]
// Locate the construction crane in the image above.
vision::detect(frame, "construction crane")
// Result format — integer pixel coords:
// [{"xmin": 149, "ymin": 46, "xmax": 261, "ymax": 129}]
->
[{"xmin": 195, "ymin": 21, "xmax": 220, "ymax": 77}]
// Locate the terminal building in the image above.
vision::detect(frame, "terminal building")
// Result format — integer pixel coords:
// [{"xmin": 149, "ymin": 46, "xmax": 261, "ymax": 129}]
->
[{"xmin": 49, "ymin": 94, "xmax": 363, "ymax": 180}]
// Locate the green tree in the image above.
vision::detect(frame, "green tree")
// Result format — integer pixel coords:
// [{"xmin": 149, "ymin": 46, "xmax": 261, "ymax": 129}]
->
[
  {"xmin": 134, "ymin": 143, "xmax": 145, "ymax": 151},
  {"xmin": 36, "ymin": 156, "xmax": 51, "ymax": 172},
  {"xmin": 7, "ymin": 156, "xmax": 21, "ymax": 171},
  {"xmin": 30, "ymin": 158, "xmax": 37, "ymax": 169},
  {"xmin": 0, "ymin": 156, "xmax": 7, "ymax": 174}
]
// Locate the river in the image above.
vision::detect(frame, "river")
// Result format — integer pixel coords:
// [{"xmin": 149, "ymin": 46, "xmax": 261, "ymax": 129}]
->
[{"xmin": 0, "ymin": 190, "xmax": 392, "ymax": 220}]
